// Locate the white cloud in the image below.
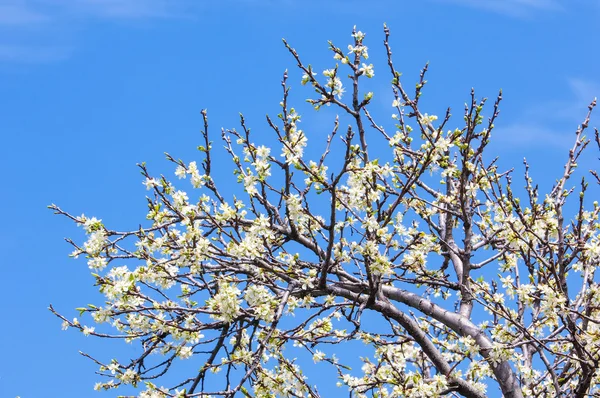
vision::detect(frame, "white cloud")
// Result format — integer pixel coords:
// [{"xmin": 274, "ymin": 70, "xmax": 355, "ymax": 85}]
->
[
  {"xmin": 0, "ymin": 2, "xmax": 48, "ymax": 25},
  {"xmin": 492, "ymin": 78, "xmax": 598, "ymax": 149},
  {"xmin": 492, "ymin": 123, "xmax": 573, "ymax": 149},
  {"xmin": 517, "ymin": 78, "xmax": 599, "ymax": 123},
  {"xmin": 436, "ymin": 0, "xmax": 563, "ymax": 17},
  {"xmin": 0, "ymin": 44, "xmax": 69, "ymax": 62},
  {"xmin": 0, "ymin": 0, "xmax": 595, "ymax": 63},
  {"xmin": 0, "ymin": 0, "xmax": 198, "ymax": 62},
  {"xmin": 566, "ymin": 78, "xmax": 600, "ymax": 107},
  {"xmin": 0, "ymin": 0, "xmax": 193, "ymax": 24},
  {"xmin": 43, "ymin": 0, "xmax": 196, "ymax": 19}
]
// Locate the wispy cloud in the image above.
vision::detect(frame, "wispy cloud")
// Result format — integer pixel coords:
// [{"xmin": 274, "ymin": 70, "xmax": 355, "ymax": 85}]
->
[
  {"xmin": 0, "ymin": 0, "xmax": 192, "ymax": 25},
  {"xmin": 0, "ymin": 0, "xmax": 594, "ymax": 63},
  {"xmin": 0, "ymin": 44, "xmax": 70, "ymax": 62},
  {"xmin": 44, "ymin": 0, "xmax": 196, "ymax": 20},
  {"xmin": 0, "ymin": 0, "xmax": 197, "ymax": 63},
  {"xmin": 0, "ymin": 2, "xmax": 48, "ymax": 25},
  {"xmin": 437, "ymin": 0, "xmax": 563, "ymax": 17},
  {"xmin": 493, "ymin": 78, "xmax": 599, "ymax": 148}
]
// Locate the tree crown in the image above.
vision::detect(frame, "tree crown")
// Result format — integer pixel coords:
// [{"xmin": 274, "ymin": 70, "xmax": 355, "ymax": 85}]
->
[{"xmin": 51, "ymin": 26, "xmax": 600, "ymax": 398}]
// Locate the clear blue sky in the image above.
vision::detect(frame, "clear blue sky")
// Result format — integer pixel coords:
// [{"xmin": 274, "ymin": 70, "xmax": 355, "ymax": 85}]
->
[{"xmin": 1, "ymin": 1, "xmax": 599, "ymax": 397}]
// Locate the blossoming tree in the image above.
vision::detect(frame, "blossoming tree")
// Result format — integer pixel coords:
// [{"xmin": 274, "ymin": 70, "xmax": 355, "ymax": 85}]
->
[{"xmin": 51, "ymin": 26, "xmax": 600, "ymax": 398}]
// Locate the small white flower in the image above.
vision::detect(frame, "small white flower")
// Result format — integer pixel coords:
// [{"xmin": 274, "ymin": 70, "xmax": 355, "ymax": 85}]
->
[
  {"xmin": 313, "ymin": 350, "xmax": 326, "ymax": 363},
  {"xmin": 359, "ymin": 63, "xmax": 374, "ymax": 78},
  {"xmin": 82, "ymin": 325, "xmax": 95, "ymax": 336},
  {"xmin": 175, "ymin": 165, "xmax": 186, "ymax": 179},
  {"xmin": 143, "ymin": 178, "xmax": 158, "ymax": 190},
  {"xmin": 178, "ymin": 346, "xmax": 193, "ymax": 359}
]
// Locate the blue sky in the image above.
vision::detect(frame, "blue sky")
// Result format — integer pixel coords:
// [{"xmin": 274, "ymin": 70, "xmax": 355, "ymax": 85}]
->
[{"xmin": 0, "ymin": 0, "xmax": 599, "ymax": 397}]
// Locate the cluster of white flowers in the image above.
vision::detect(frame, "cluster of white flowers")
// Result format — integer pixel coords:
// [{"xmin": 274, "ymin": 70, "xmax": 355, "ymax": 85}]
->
[
  {"xmin": 245, "ymin": 285, "xmax": 276, "ymax": 322},
  {"xmin": 82, "ymin": 228, "xmax": 107, "ymax": 257},
  {"xmin": 339, "ymin": 158, "xmax": 386, "ymax": 210},
  {"xmin": 323, "ymin": 68, "xmax": 345, "ymax": 99},
  {"xmin": 227, "ymin": 215, "xmax": 277, "ymax": 259},
  {"xmin": 348, "ymin": 30, "xmax": 369, "ymax": 59},
  {"xmin": 207, "ymin": 280, "xmax": 242, "ymax": 323},
  {"xmin": 253, "ymin": 362, "xmax": 309, "ymax": 398},
  {"xmin": 175, "ymin": 160, "xmax": 206, "ymax": 188},
  {"xmin": 304, "ymin": 160, "xmax": 328, "ymax": 189},
  {"xmin": 285, "ymin": 193, "xmax": 308, "ymax": 231},
  {"xmin": 281, "ymin": 110, "xmax": 307, "ymax": 166},
  {"xmin": 240, "ymin": 145, "xmax": 271, "ymax": 196}
]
